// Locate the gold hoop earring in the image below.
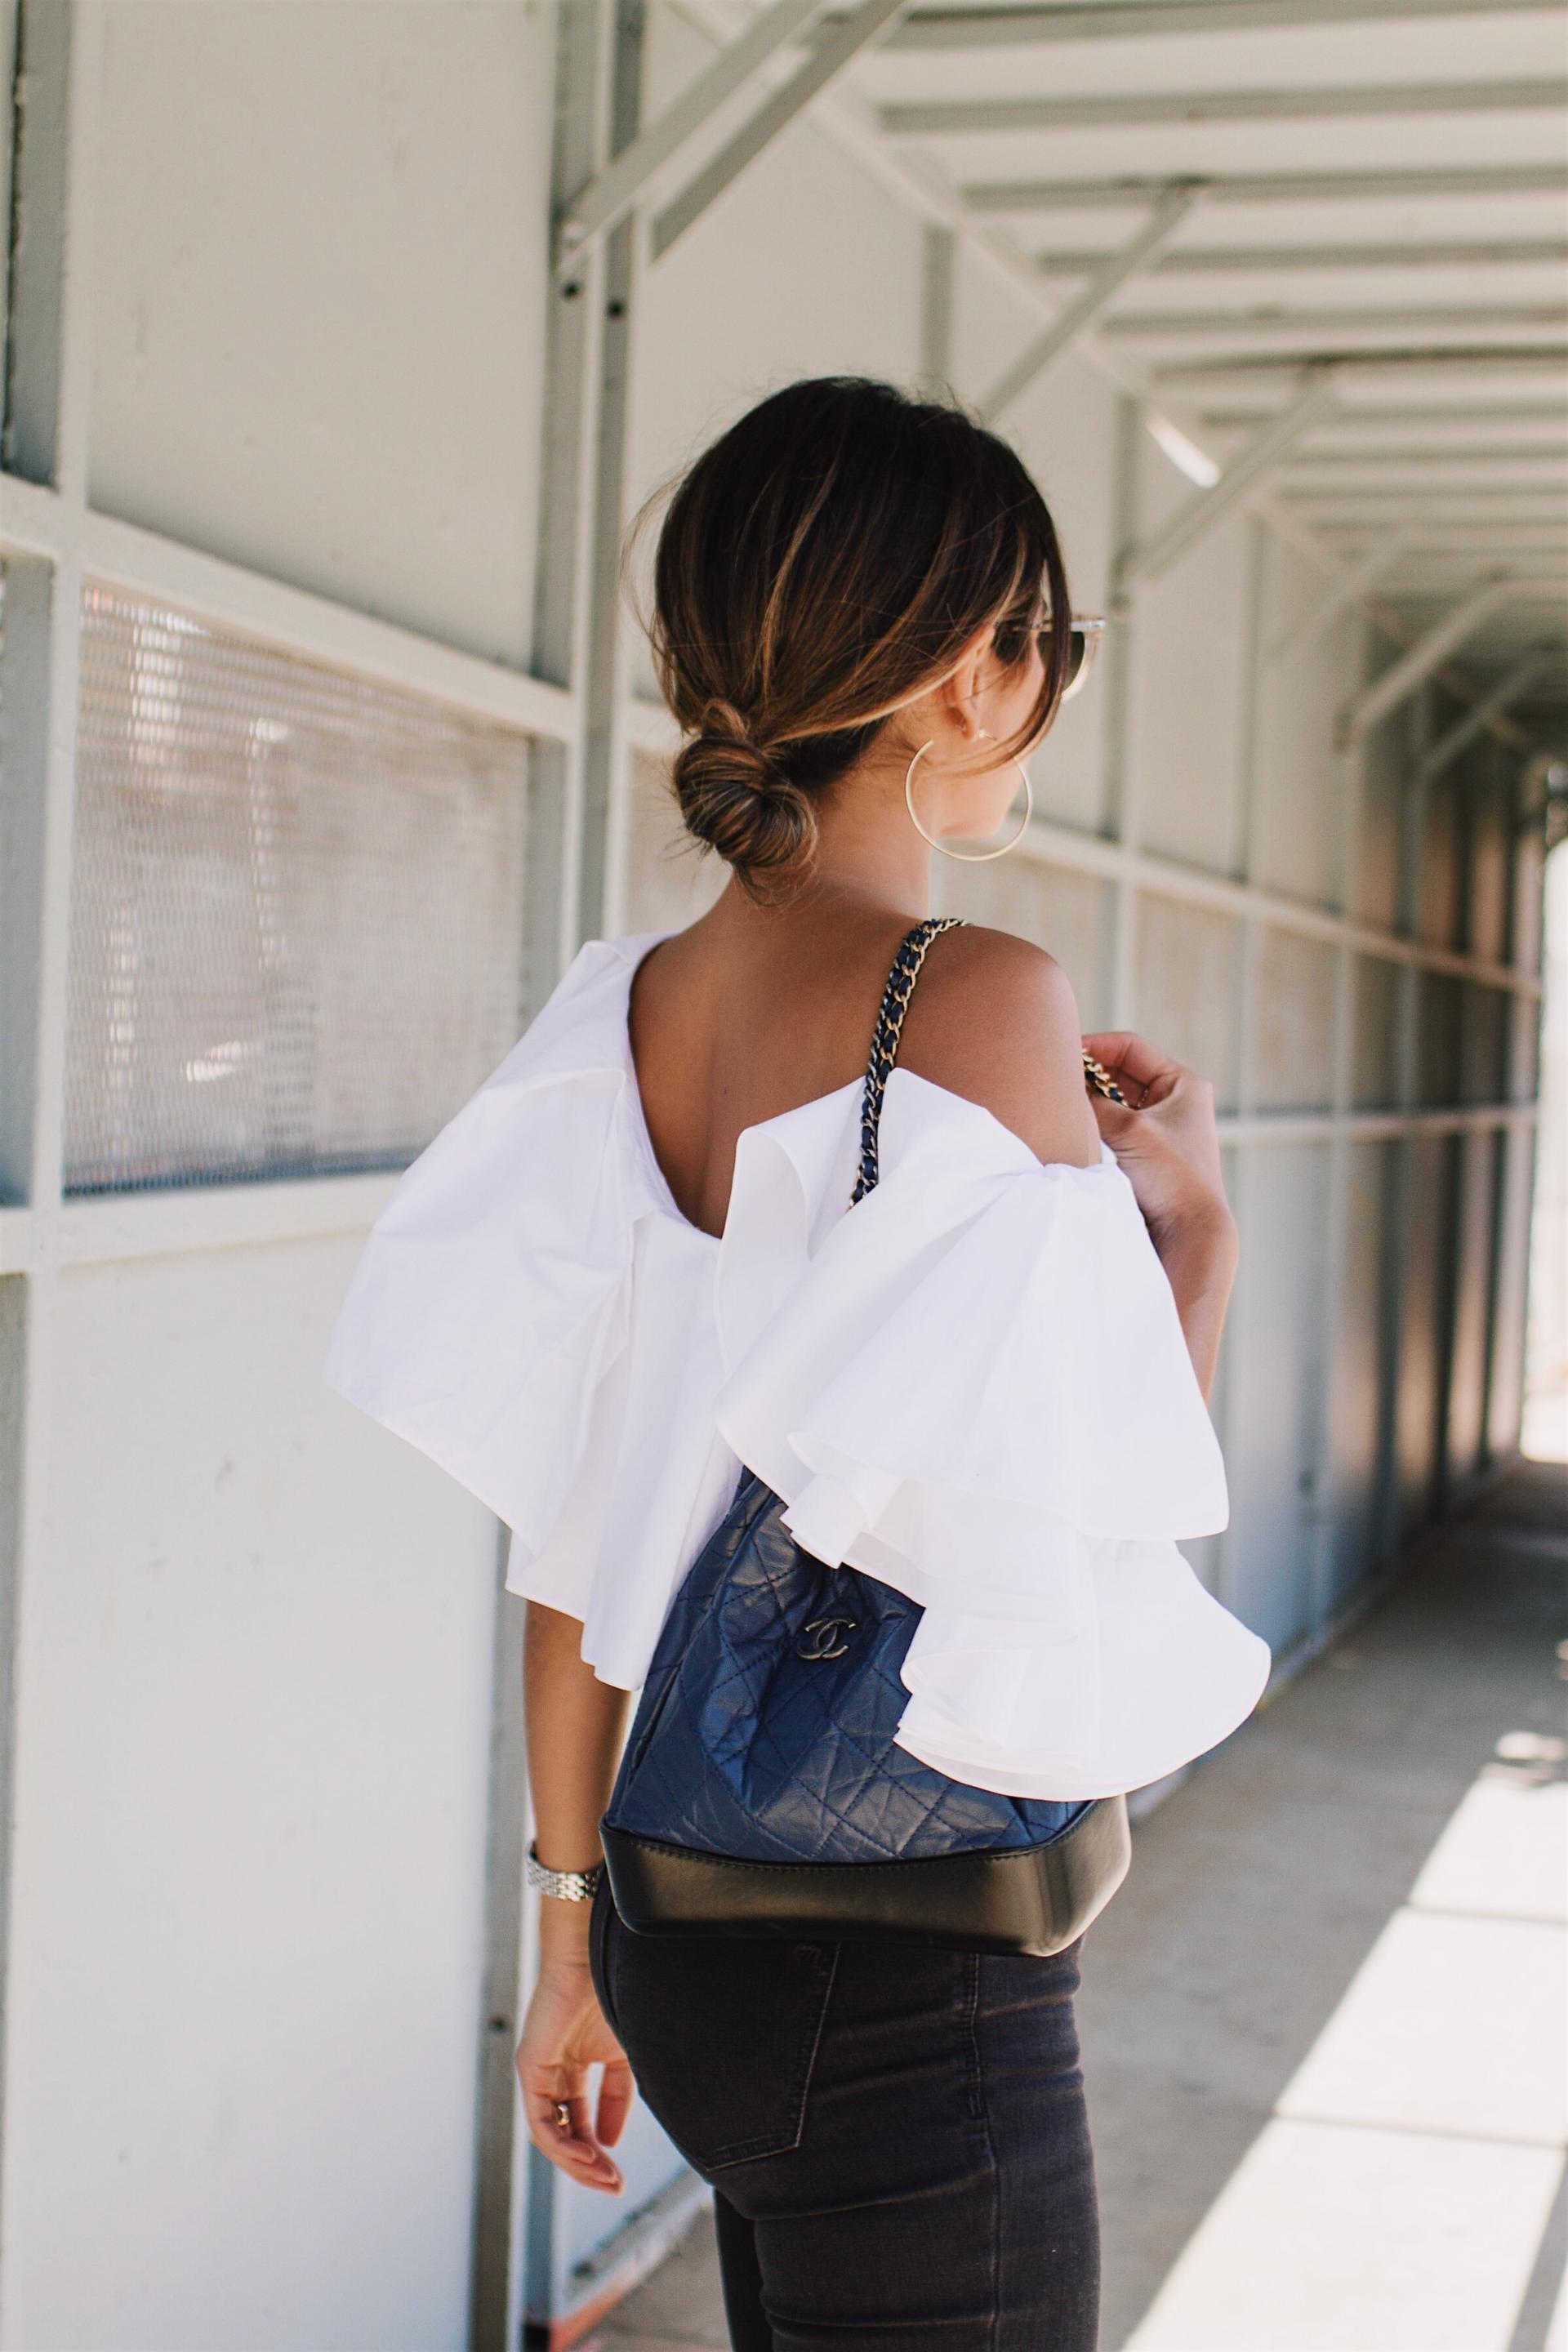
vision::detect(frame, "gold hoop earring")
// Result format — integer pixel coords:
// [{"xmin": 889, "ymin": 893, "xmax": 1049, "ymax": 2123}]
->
[{"xmin": 903, "ymin": 739, "xmax": 1033, "ymax": 863}]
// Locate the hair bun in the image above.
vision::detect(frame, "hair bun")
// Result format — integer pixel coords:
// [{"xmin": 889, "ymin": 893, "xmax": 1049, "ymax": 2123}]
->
[{"xmin": 672, "ymin": 701, "xmax": 815, "ymax": 876}]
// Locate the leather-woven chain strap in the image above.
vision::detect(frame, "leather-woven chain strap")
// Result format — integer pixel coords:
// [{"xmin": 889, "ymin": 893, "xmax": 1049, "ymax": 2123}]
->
[
  {"xmin": 851, "ymin": 916, "xmax": 967, "ymax": 1206},
  {"xmin": 850, "ymin": 915, "xmax": 1129, "ymax": 1208}
]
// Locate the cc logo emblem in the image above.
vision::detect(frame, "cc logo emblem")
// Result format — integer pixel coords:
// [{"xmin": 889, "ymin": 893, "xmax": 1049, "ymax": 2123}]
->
[{"xmin": 796, "ymin": 1615, "xmax": 857, "ymax": 1661}]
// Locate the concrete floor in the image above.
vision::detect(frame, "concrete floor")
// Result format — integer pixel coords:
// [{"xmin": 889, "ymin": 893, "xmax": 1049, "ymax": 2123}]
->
[{"xmin": 587, "ymin": 1460, "xmax": 1568, "ymax": 2352}]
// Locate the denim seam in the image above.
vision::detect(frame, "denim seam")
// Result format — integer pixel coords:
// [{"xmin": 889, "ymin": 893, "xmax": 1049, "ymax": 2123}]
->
[
  {"xmin": 962, "ymin": 1953, "xmax": 1002, "ymax": 2351},
  {"xmin": 698, "ymin": 1944, "xmax": 840, "ymax": 2174}
]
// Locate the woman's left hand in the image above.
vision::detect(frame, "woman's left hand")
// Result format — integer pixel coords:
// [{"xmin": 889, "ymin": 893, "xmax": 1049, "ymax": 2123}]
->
[{"xmin": 516, "ymin": 1954, "xmax": 634, "ymax": 2195}]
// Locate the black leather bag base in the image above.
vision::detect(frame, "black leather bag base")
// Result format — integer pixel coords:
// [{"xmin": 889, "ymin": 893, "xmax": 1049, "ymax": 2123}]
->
[{"xmin": 601, "ymin": 1798, "xmax": 1131, "ymax": 1958}]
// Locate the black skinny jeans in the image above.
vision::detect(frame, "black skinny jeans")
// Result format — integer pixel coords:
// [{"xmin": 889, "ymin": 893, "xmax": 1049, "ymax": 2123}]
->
[{"xmin": 590, "ymin": 1881, "xmax": 1100, "ymax": 2350}]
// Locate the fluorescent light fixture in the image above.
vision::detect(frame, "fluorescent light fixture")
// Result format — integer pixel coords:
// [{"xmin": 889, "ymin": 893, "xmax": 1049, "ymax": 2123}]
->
[{"xmin": 1149, "ymin": 410, "xmax": 1222, "ymax": 488}]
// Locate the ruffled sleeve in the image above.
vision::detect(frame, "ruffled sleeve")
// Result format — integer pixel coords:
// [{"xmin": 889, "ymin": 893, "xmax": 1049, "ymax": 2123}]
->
[
  {"xmin": 713, "ymin": 1068, "xmax": 1271, "ymax": 1802},
  {"xmin": 320, "ymin": 940, "xmax": 651, "ymax": 1552}
]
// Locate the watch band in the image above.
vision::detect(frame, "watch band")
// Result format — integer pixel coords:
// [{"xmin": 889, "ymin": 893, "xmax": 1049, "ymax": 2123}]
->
[{"xmin": 525, "ymin": 1840, "xmax": 603, "ymax": 1902}]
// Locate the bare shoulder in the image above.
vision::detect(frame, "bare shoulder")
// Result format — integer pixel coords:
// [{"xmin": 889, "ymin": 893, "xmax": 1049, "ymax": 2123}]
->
[{"xmin": 894, "ymin": 923, "xmax": 1102, "ymax": 1169}]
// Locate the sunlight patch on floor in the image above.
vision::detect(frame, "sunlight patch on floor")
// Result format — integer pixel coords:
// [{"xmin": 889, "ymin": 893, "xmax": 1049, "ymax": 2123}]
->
[{"xmin": 1126, "ymin": 1730, "xmax": 1568, "ymax": 2352}]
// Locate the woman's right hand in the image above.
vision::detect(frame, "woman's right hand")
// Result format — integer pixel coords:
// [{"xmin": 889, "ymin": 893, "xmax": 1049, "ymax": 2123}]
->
[
  {"xmin": 1081, "ymin": 1031, "xmax": 1235, "ymax": 1252},
  {"xmin": 516, "ymin": 1950, "xmax": 634, "ymax": 2196}
]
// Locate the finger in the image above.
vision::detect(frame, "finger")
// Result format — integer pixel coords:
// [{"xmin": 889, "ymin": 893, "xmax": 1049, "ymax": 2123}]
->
[
  {"xmin": 525, "ymin": 2091, "xmax": 623, "ymax": 2191},
  {"xmin": 1082, "ymin": 1031, "xmax": 1185, "ymax": 1093},
  {"xmin": 595, "ymin": 2059, "xmax": 636, "ymax": 2149},
  {"xmin": 1088, "ymin": 1090, "xmax": 1139, "ymax": 1144}
]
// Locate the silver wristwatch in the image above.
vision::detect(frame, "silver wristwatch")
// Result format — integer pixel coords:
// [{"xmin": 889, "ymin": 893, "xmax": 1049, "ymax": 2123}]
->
[{"xmin": 525, "ymin": 1840, "xmax": 603, "ymax": 1902}]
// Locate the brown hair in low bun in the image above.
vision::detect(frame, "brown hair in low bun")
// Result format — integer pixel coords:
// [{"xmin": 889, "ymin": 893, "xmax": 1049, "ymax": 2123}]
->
[
  {"xmin": 670, "ymin": 698, "xmax": 816, "ymax": 877},
  {"xmin": 637, "ymin": 376, "xmax": 1071, "ymax": 898}
]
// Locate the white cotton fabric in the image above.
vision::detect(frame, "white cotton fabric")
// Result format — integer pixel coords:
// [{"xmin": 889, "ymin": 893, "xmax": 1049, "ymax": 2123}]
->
[{"xmin": 322, "ymin": 929, "xmax": 1272, "ymax": 1802}]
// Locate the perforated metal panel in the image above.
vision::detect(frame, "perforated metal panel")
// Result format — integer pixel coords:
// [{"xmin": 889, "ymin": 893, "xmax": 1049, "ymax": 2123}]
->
[{"xmin": 64, "ymin": 582, "xmax": 531, "ymax": 1193}]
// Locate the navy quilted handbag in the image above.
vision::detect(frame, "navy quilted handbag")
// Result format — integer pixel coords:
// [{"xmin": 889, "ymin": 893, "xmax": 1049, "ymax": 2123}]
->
[{"xmin": 599, "ymin": 919, "xmax": 1132, "ymax": 1955}]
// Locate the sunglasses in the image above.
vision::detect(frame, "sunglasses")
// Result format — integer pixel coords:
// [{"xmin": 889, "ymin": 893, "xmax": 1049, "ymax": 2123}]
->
[{"xmin": 1038, "ymin": 615, "xmax": 1107, "ymax": 704}]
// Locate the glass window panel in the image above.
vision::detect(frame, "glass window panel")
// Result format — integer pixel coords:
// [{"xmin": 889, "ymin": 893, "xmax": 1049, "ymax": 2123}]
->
[
  {"xmin": 1352, "ymin": 954, "xmax": 1403, "ymax": 1111},
  {"xmin": 1252, "ymin": 928, "xmax": 1337, "ymax": 1113},
  {"xmin": 1418, "ymin": 972, "xmax": 1464, "ymax": 1109},
  {"xmin": 65, "ymin": 581, "xmax": 530, "ymax": 1193},
  {"xmin": 1132, "ymin": 895, "xmax": 1242, "ymax": 1110},
  {"xmin": 941, "ymin": 854, "xmax": 1115, "ymax": 1031},
  {"xmin": 620, "ymin": 749, "xmax": 724, "ymax": 936}
]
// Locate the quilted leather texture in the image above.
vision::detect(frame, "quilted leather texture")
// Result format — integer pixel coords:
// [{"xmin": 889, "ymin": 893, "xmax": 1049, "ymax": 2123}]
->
[{"xmin": 604, "ymin": 1471, "xmax": 1093, "ymax": 1864}]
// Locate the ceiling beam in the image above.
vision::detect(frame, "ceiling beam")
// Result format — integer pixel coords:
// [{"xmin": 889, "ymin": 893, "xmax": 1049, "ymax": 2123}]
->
[
  {"xmin": 650, "ymin": 0, "xmax": 910, "ymax": 261},
  {"xmin": 978, "ymin": 181, "xmax": 1201, "ymax": 418},
  {"xmin": 964, "ymin": 164, "xmax": 1568, "ymax": 211},
  {"xmin": 1413, "ymin": 654, "xmax": 1557, "ymax": 783},
  {"xmin": 876, "ymin": 0, "xmax": 1565, "ymax": 45},
  {"xmin": 884, "ymin": 77, "xmax": 1566, "ymax": 136},
  {"xmin": 1282, "ymin": 446, "xmax": 1568, "ymax": 467},
  {"xmin": 1336, "ymin": 574, "xmax": 1516, "ymax": 746},
  {"xmin": 555, "ymin": 0, "xmax": 829, "ymax": 272},
  {"xmin": 1036, "ymin": 239, "xmax": 1568, "ymax": 278},
  {"xmin": 1103, "ymin": 305, "xmax": 1568, "ymax": 341},
  {"xmin": 1285, "ymin": 485, "xmax": 1568, "ymax": 506},
  {"xmin": 1200, "ymin": 399, "xmax": 1568, "ymax": 425},
  {"xmin": 1120, "ymin": 371, "xmax": 1340, "ymax": 589},
  {"xmin": 1153, "ymin": 344, "xmax": 1568, "ymax": 381}
]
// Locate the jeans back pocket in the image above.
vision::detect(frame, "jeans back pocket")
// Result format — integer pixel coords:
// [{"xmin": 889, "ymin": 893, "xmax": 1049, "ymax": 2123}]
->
[{"xmin": 599, "ymin": 1900, "xmax": 838, "ymax": 2175}]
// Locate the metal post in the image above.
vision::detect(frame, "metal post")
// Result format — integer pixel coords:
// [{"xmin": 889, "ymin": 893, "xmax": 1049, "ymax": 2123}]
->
[
  {"xmin": 918, "ymin": 223, "xmax": 956, "ymax": 394},
  {"xmin": 978, "ymin": 181, "xmax": 1202, "ymax": 421},
  {"xmin": 650, "ymin": 0, "xmax": 910, "ymax": 261},
  {"xmin": 470, "ymin": 8, "xmax": 619, "ymax": 2345},
  {"xmin": 1117, "ymin": 372, "xmax": 1340, "ymax": 590},
  {"xmin": 577, "ymin": 2, "xmax": 645, "ymax": 948},
  {"xmin": 1335, "ymin": 573, "xmax": 1515, "ymax": 748},
  {"xmin": 1411, "ymin": 653, "xmax": 1552, "ymax": 788},
  {"xmin": 1265, "ymin": 527, "xmax": 1425, "ymax": 662},
  {"xmin": 556, "ymin": 0, "xmax": 828, "ymax": 272},
  {"xmin": 0, "ymin": 0, "xmax": 100, "ymax": 2296}
]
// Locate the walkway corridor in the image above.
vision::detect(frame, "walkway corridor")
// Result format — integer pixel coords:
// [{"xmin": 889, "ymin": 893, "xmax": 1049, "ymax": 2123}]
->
[{"xmin": 594, "ymin": 1460, "xmax": 1568, "ymax": 2352}]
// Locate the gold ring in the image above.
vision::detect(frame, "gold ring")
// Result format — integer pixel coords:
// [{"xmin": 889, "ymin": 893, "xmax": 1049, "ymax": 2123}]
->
[{"xmin": 553, "ymin": 2100, "xmax": 571, "ymax": 2132}]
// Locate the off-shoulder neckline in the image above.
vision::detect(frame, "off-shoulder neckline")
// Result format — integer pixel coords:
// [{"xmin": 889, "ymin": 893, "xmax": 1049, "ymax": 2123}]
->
[{"xmin": 610, "ymin": 926, "xmax": 1115, "ymax": 1249}]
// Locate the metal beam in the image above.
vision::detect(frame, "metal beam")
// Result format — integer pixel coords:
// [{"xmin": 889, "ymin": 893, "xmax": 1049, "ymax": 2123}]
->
[
  {"xmin": 978, "ymin": 181, "xmax": 1201, "ymax": 420},
  {"xmin": 1037, "ymin": 239, "xmax": 1568, "ymax": 279},
  {"xmin": 919, "ymin": 223, "xmax": 956, "ymax": 391},
  {"xmin": 650, "ymin": 0, "xmax": 910, "ymax": 261},
  {"xmin": 555, "ymin": 0, "xmax": 827, "ymax": 273},
  {"xmin": 964, "ymin": 165, "xmax": 1568, "ymax": 212},
  {"xmin": 1266, "ymin": 528, "xmax": 1427, "ymax": 660},
  {"xmin": 885, "ymin": 77, "xmax": 1566, "ymax": 137},
  {"xmin": 1157, "ymin": 349, "xmax": 1568, "ymax": 383},
  {"xmin": 1283, "ymin": 445, "xmax": 1568, "ymax": 468},
  {"xmin": 1413, "ymin": 654, "xmax": 1556, "ymax": 784},
  {"xmin": 1336, "ymin": 575, "xmax": 1516, "ymax": 746},
  {"xmin": 878, "ymin": 0, "xmax": 1564, "ymax": 43},
  {"xmin": 1103, "ymin": 305, "xmax": 1568, "ymax": 341},
  {"xmin": 1285, "ymin": 485, "xmax": 1568, "ymax": 508},
  {"xmin": 1202, "ymin": 399, "xmax": 1568, "ymax": 426},
  {"xmin": 1119, "ymin": 372, "xmax": 1341, "ymax": 589}
]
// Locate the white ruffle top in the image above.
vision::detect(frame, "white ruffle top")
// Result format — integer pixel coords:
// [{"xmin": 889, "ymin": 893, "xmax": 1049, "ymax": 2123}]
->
[{"xmin": 322, "ymin": 929, "xmax": 1271, "ymax": 1802}]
